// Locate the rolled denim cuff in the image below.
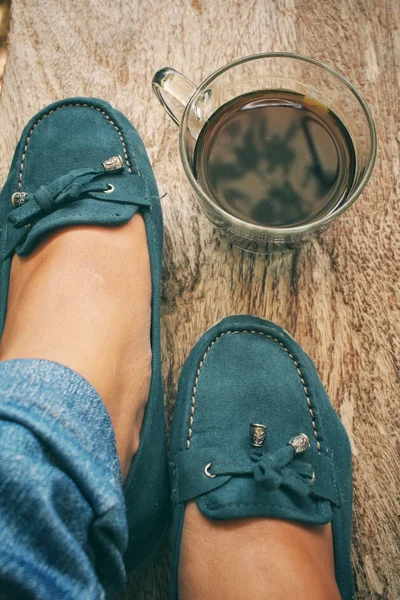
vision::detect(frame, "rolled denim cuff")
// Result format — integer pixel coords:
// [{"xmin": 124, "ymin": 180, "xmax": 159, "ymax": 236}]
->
[{"xmin": 0, "ymin": 359, "xmax": 128, "ymax": 598}]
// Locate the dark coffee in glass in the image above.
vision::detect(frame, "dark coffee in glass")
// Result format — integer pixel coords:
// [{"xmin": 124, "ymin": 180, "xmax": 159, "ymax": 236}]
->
[
  {"xmin": 153, "ymin": 54, "xmax": 376, "ymax": 252},
  {"xmin": 194, "ymin": 90, "xmax": 356, "ymax": 228}
]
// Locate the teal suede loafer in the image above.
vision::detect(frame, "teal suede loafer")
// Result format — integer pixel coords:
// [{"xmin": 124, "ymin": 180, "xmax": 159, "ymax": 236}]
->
[
  {"xmin": 0, "ymin": 98, "xmax": 170, "ymax": 571},
  {"xmin": 170, "ymin": 315, "xmax": 353, "ymax": 599}
]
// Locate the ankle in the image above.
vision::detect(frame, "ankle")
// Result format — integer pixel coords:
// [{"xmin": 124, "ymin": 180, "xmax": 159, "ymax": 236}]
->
[{"xmin": 111, "ymin": 348, "xmax": 152, "ymax": 477}]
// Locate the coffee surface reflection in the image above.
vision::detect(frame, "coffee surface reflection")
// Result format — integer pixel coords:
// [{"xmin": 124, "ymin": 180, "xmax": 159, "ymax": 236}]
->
[{"xmin": 194, "ymin": 90, "xmax": 356, "ymax": 228}]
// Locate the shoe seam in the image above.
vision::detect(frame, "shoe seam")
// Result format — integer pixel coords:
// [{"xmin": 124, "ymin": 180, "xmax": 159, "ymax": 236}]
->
[
  {"xmin": 17, "ymin": 102, "xmax": 140, "ymax": 191},
  {"xmin": 186, "ymin": 329, "xmax": 322, "ymax": 453}
]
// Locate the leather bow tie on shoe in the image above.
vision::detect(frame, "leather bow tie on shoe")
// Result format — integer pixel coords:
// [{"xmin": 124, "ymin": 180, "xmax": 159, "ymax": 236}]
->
[
  {"xmin": 4, "ymin": 155, "xmax": 151, "ymax": 258},
  {"xmin": 205, "ymin": 433, "xmax": 315, "ymax": 497}
]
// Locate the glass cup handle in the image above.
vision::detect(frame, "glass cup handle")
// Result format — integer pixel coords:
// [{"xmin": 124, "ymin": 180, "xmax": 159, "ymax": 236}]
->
[{"xmin": 152, "ymin": 67, "xmax": 197, "ymax": 126}]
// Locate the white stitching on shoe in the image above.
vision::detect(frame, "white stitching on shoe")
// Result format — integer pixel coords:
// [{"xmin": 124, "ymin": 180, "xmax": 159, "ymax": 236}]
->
[
  {"xmin": 17, "ymin": 102, "xmax": 141, "ymax": 191},
  {"xmin": 186, "ymin": 330, "xmax": 322, "ymax": 453}
]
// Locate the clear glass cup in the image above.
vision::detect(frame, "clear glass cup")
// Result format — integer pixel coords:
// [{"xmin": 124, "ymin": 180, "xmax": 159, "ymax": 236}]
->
[{"xmin": 152, "ymin": 53, "xmax": 376, "ymax": 253}]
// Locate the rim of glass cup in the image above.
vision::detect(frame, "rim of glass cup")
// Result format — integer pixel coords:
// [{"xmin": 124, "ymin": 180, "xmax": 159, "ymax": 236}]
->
[{"xmin": 179, "ymin": 52, "xmax": 377, "ymax": 236}]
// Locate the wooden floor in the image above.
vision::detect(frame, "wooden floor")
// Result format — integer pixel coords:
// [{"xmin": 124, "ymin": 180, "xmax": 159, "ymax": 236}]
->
[
  {"xmin": 0, "ymin": 1, "xmax": 10, "ymax": 88},
  {"xmin": 0, "ymin": 1, "xmax": 398, "ymax": 598}
]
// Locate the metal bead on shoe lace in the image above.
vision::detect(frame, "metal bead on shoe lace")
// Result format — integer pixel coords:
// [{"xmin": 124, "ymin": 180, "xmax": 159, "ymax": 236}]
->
[
  {"xmin": 250, "ymin": 423, "xmax": 268, "ymax": 447},
  {"xmin": 103, "ymin": 155, "xmax": 124, "ymax": 172},
  {"xmin": 11, "ymin": 191, "xmax": 27, "ymax": 207},
  {"xmin": 288, "ymin": 433, "xmax": 310, "ymax": 454}
]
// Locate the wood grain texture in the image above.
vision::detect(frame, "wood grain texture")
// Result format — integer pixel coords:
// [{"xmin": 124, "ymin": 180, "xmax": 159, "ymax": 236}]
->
[{"xmin": 0, "ymin": 0, "xmax": 398, "ymax": 598}]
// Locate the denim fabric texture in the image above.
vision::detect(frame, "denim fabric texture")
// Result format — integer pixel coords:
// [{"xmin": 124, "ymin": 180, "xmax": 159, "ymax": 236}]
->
[
  {"xmin": 170, "ymin": 315, "xmax": 354, "ymax": 600},
  {"xmin": 0, "ymin": 359, "xmax": 126, "ymax": 599},
  {"xmin": 0, "ymin": 98, "xmax": 170, "ymax": 593}
]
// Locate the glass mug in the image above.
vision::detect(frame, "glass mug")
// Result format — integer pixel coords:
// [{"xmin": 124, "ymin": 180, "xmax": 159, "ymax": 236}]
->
[{"xmin": 152, "ymin": 53, "xmax": 376, "ymax": 253}]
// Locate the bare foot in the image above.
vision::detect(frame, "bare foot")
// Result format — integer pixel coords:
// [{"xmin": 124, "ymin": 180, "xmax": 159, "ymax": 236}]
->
[
  {"xmin": 179, "ymin": 502, "xmax": 341, "ymax": 600},
  {"xmin": 0, "ymin": 215, "xmax": 151, "ymax": 479}
]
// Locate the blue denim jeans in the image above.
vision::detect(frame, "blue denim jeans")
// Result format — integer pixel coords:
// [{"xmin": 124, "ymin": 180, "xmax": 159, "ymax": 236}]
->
[{"xmin": 0, "ymin": 359, "xmax": 128, "ymax": 599}]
